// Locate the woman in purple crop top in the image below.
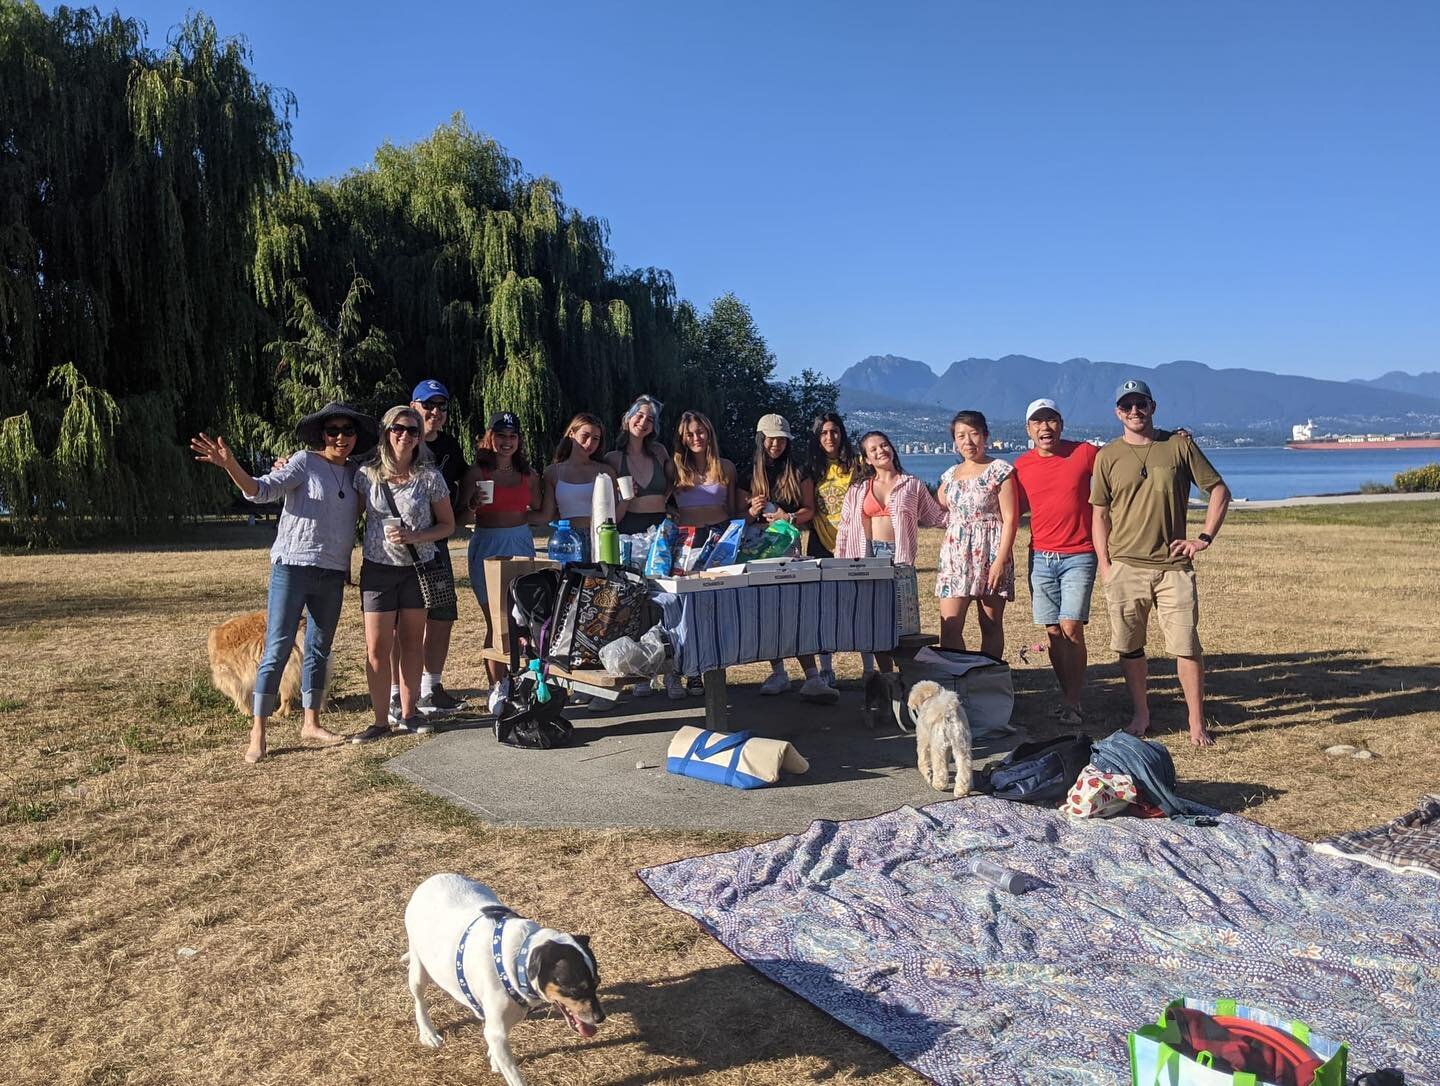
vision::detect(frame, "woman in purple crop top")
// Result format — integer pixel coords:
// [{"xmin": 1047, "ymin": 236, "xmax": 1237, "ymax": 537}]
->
[{"xmin": 671, "ymin": 410, "xmax": 737, "ymax": 528}]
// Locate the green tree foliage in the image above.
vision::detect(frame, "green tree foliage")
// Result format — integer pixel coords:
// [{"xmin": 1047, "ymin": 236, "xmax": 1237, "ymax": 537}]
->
[
  {"xmin": 0, "ymin": 3, "xmax": 294, "ymax": 541},
  {"xmin": 255, "ymin": 114, "xmax": 692, "ymax": 460},
  {"xmin": 0, "ymin": 9, "xmax": 796, "ymax": 543},
  {"xmin": 677, "ymin": 294, "xmax": 837, "ymax": 459}
]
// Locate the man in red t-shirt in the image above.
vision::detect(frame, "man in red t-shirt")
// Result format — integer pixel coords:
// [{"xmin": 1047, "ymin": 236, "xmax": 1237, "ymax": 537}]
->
[{"xmin": 1012, "ymin": 399, "xmax": 1100, "ymax": 726}]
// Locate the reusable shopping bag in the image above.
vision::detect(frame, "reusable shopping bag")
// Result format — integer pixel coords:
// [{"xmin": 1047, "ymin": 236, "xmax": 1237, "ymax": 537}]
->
[
  {"xmin": 1130, "ymin": 998, "xmax": 1347, "ymax": 1086},
  {"xmin": 1062, "ymin": 763, "xmax": 1139, "ymax": 818},
  {"xmin": 547, "ymin": 563, "xmax": 653, "ymax": 670}
]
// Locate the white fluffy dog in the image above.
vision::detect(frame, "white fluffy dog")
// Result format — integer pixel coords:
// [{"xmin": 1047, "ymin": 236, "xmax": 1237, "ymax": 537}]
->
[{"xmin": 906, "ymin": 680, "xmax": 973, "ymax": 796}]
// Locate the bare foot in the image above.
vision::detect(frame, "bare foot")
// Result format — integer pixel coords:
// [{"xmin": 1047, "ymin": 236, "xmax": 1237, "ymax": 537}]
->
[
  {"xmin": 244, "ymin": 741, "xmax": 265, "ymax": 764},
  {"xmin": 1124, "ymin": 717, "xmax": 1151, "ymax": 738},
  {"xmin": 300, "ymin": 723, "xmax": 345, "ymax": 746},
  {"xmin": 1189, "ymin": 724, "xmax": 1216, "ymax": 747}
]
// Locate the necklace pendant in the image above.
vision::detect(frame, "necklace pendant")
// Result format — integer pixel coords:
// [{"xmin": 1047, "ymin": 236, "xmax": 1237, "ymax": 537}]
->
[
  {"xmin": 1140, "ymin": 467, "xmax": 1147, "ymax": 479},
  {"xmin": 338, "ymin": 488, "xmax": 345, "ymax": 499}
]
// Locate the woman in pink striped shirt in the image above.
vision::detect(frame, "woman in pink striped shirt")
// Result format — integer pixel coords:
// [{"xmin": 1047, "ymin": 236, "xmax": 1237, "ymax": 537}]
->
[{"xmin": 834, "ymin": 430, "xmax": 947, "ymax": 673}]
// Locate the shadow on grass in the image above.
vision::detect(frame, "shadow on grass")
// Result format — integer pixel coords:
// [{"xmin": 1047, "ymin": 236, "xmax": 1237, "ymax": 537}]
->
[{"xmin": 529, "ymin": 962, "xmax": 919, "ymax": 1084}]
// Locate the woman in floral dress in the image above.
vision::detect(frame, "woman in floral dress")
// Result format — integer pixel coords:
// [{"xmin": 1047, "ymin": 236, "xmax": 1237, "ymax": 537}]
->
[{"xmin": 936, "ymin": 409, "xmax": 1018, "ymax": 658}]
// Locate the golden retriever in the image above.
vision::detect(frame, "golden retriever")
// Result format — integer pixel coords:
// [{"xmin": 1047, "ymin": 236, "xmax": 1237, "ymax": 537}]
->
[{"xmin": 207, "ymin": 611, "xmax": 309, "ymax": 718}]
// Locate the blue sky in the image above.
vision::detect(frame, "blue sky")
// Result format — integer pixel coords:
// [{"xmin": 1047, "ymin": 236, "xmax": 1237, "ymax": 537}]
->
[{"xmin": 117, "ymin": 0, "xmax": 1439, "ymax": 381}]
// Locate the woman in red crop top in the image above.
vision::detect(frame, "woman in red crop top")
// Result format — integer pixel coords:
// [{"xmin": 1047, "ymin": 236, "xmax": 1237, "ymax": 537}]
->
[{"xmin": 460, "ymin": 412, "xmax": 542, "ymax": 683}]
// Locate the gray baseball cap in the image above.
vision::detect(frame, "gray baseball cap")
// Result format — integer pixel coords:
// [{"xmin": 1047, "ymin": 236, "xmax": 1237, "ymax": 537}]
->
[{"xmin": 1114, "ymin": 378, "xmax": 1153, "ymax": 403}]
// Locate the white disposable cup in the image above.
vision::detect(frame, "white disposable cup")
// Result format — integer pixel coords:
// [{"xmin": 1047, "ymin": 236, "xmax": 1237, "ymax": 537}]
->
[
  {"xmin": 618, "ymin": 476, "xmax": 636, "ymax": 500},
  {"xmin": 475, "ymin": 479, "xmax": 495, "ymax": 505},
  {"xmin": 382, "ymin": 516, "xmax": 404, "ymax": 541}
]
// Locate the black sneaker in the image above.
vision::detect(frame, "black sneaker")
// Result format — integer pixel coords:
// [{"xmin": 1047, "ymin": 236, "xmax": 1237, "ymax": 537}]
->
[
  {"xmin": 418, "ymin": 684, "xmax": 463, "ymax": 714},
  {"xmin": 392, "ymin": 716, "xmax": 423, "ymax": 735},
  {"xmin": 351, "ymin": 723, "xmax": 391, "ymax": 744}
]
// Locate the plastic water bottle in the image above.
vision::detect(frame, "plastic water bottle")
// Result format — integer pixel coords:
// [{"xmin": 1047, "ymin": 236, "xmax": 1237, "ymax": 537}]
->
[
  {"xmin": 597, "ymin": 518, "xmax": 620, "ymax": 565},
  {"xmin": 972, "ymin": 858, "xmax": 1029, "ymax": 895},
  {"xmin": 547, "ymin": 519, "xmax": 584, "ymax": 568}
]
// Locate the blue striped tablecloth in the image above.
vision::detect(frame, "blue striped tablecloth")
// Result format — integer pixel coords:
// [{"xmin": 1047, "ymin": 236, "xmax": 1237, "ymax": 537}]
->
[{"xmin": 655, "ymin": 579, "xmax": 897, "ymax": 677}]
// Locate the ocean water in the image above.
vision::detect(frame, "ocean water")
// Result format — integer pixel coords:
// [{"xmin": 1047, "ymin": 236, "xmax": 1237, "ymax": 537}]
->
[{"xmin": 903, "ymin": 446, "xmax": 1440, "ymax": 501}]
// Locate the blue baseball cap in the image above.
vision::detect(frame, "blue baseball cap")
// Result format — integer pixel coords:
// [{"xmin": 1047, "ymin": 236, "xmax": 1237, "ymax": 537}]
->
[
  {"xmin": 488, "ymin": 411, "xmax": 520, "ymax": 432},
  {"xmin": 1114, "ymin": 378, "xmax": 1153, "ymax": 403},
  {"xmin": 411, "ymin": 379, "xmax": 450, "ymax": 403}
]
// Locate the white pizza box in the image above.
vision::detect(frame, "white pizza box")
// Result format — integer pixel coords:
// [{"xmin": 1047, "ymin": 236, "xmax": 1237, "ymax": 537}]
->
[
  {"xmin": 650, "ymin": 570, "xmax": 750, "ymax": 593},
  {"xmin": 818, "ymin": 556, "xmax": 896, "ymax": 581},
  {"xmin": 744, "ymin": 557, "xmax": 823, "ymax": 585}
]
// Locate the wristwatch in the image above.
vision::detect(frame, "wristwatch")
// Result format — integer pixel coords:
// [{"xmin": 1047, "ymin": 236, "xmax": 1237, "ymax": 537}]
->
[{"xmin": 1197, "ymin": 532, "xmax": 1213, "ymax": 544}]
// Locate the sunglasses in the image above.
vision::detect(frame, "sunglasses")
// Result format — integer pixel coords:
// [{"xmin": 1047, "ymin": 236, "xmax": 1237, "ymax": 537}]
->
[
  {"xmin": 1117, "ymin": 398, "xmax": 1152, "ymax": 412},
  {"xmin": 388, "ymin": 423, "xmax": 421, "ymax": 436},
  {"xmin": 420, "ymin": 399, "xmax": 449, "ymax": 411},
  {"xmin": 323, "ymin": 426, "xmax": 357, "ymax": 438}
]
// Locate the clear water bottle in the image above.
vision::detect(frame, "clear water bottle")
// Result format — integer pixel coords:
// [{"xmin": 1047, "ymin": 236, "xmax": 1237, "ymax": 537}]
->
[
  {"xmin": 547, "ymin": 519, "xmax": 584, "ymax": 568},
  {"xmin": 972, "ymin": 858, "xmax": 1029, "ymax": 895}
]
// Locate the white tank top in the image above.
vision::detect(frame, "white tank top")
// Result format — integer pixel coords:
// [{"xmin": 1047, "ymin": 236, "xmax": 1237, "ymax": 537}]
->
[{"xmin": 555, "ymin": 479, "xmax": 592, "ymax": 519}]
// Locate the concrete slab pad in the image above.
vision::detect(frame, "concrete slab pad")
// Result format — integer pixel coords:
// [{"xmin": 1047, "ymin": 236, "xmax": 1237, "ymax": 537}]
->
[{"xmin": 386, "ymin": 682, "xmax": 1023, "ymax": 833}]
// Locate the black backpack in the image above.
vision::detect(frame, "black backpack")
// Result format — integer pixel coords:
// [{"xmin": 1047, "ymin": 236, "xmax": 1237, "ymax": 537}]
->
[
  {"xmin": 980, "ymin": 734, "xmax": 1093, "ymax": 807},
  {"xmin": 492, "ymin": 569, "xmax": 573, "ymax": 750}
]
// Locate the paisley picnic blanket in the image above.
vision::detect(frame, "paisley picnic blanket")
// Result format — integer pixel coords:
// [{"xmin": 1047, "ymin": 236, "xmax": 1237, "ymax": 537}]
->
[{"xmin": 638, "ymin": 799, "xmax": 1440, "ymax": 1085}]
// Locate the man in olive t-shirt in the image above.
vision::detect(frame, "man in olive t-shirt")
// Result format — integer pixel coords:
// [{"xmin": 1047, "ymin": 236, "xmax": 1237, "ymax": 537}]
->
[{"xmin": 1090, "ymin": 379, "xmax": 1231, "ymax": 746}]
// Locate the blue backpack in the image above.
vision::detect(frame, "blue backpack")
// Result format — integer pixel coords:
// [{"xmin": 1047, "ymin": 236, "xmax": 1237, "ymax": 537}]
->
[{"xmin": 981, "ymin": 734, "xmax": 1093, "ymax": 806}]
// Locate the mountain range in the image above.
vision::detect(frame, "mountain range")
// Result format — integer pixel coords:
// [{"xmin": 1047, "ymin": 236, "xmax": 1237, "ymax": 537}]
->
[{"xmin": 836, "ymin": 354, "xmax": 1440, "ymax": 439}]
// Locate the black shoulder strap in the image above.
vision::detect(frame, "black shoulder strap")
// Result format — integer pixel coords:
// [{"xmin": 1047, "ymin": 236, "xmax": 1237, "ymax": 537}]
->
[{"xmin": 377, "ymin": 478, "xmax": 424, "ymax": 567}]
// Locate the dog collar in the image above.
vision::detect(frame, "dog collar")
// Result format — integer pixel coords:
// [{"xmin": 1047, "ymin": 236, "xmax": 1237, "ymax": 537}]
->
[{"xmin": 492, "ymin": 914, "xmax": 544, "ymax": 1006}]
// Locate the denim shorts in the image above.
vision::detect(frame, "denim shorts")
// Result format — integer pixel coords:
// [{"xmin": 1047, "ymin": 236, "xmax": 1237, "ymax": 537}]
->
[{"xmin": 1029, "ymin": 550, "xmax": 1098, "ymax": 625}]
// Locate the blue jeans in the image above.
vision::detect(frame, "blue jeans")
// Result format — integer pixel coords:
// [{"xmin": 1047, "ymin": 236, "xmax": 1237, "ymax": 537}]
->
[
  {"xmin": 254, "ymin": 563, "xmax": 346, "ymax": 717},
  {"xmin": 1029, "ymin": 550, "xmax": 1097, "ymax": 626}
]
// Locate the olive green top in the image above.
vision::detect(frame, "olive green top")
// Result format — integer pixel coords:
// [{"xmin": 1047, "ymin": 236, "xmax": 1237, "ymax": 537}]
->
[{"xmin": 1090, "ymin": 430, "xmax": 1223, "ymax": 570}]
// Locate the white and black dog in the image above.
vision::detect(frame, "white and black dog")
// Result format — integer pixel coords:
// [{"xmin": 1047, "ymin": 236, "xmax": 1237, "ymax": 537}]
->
[{"xmin": 403, "ymin": 874, "xmax": 604, "ymax": 1085}]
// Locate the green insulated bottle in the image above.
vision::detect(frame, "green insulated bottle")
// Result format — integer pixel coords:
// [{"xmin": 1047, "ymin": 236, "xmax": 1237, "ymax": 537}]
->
[{"xmin": 597, "ymin": 518, "xmax": 620, "ymax": 564}]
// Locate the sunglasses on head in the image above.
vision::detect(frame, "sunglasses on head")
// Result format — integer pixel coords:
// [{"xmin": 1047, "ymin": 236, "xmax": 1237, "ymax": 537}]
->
[
  {"xmin": 1118, "ymin": 398, "xmax": 1151, "ymax": 411},
  {"xmin": 388, "ymin": 423, "xmax": 420, "ymax": 436},
  {"xmin": 323, "ymin": 426, "xmax": 357, "ymax": 438}
]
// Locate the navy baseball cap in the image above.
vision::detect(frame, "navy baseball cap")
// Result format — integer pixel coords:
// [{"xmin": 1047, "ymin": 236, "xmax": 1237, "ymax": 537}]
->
[
  {"xmin": 1114, "ymin": 378, "xmax": 1153, "ymax": 403},
  {"xmin": 488, "ymin": 411, "xmax": 520, "ymax": 432},
  {"xmin": 411, "ymin": 379, "xmax": 450, "ymax": 402}
]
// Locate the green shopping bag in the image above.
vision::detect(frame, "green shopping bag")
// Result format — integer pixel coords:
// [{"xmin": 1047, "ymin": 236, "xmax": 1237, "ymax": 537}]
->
[{"xmin": 1129, "ymin": 998, "xmax": 1348, "ymax": 1086}]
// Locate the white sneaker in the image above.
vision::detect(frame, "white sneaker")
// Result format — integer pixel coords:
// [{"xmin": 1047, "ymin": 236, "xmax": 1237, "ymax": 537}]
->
[
  {"xmin": 664, "ymin": 673, "xmax": 688, "ymax": 701},
  {"xmin": 759, "ymin": 670, "xmax": 791, "ymax": 696},
  {"xmin": 799, "ymin": 675, "xmax": 840, "ymax": 704}
]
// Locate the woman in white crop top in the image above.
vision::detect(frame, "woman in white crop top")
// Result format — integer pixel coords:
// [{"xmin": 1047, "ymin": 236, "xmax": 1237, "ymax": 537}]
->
[{"xmin": 531, "ymin": 412, "xmax": 622, "ymax": 559}]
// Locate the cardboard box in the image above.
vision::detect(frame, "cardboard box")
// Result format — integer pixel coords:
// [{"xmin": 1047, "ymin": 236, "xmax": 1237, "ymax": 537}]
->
[
  {"xmin": 819, "ymin": 556, "xmax": 896, "ymax": 582},
  {"xmin": 745, "ymin": 558, "xmax": 822, "ymax": 585},
  {"xmin": 483, "ymin": 556, "xmax": 559, "ymax": 649},
  {"xmin": 650, "ymin": 570, "xmax": 750, "ymax": 593}
]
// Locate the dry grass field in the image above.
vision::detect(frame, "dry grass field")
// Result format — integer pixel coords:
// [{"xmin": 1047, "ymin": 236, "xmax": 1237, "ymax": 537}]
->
[{"xmin": 2, "ymin": 502, "xmax": 1438, "ymax": 1085}]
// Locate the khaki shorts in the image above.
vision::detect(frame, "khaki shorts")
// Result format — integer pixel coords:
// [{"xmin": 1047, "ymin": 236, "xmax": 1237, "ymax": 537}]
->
[{"xmin": 1104, "ymin": 562, "xmax": 1202, "ymax": 657}]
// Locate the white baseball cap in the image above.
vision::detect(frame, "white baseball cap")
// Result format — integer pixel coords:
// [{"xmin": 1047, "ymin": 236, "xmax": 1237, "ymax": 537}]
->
[
  {"xmin": 756, "ymin": 413, "xmax": 793, "ymax": 439},
  {"xmin": 1025, "ymin": 398, "xmax": 1061, "ymax": 421}
]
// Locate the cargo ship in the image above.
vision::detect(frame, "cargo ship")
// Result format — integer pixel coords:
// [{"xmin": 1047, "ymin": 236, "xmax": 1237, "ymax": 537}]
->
[{"xmin": 1287, "ymin": 420, "xmax": 1440, "ymax": 451}]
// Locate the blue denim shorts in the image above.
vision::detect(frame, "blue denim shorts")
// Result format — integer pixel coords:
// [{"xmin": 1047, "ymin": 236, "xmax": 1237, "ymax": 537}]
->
[{"xmin": 1029, "ymin": 550, "xmax": 1098, "ymax": 625}]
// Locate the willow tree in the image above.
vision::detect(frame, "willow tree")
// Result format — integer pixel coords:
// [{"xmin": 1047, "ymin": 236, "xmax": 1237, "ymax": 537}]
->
[
  {"xmin": 0, "ymin": 4, "xmax": 293, "ymax": 542},
  {"xmin": 257, "ymin": 114, "xmax": 704, "ymax": 459}
]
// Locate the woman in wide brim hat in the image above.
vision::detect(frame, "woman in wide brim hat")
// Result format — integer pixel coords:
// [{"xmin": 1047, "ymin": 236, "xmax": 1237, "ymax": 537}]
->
[
  {"xmin": 295, "ymin": 402, "xmax": 379, "ymax": 457},
  {"xmin": 188, "ymin": 401, "xmax": 376, "ymax": 763}
]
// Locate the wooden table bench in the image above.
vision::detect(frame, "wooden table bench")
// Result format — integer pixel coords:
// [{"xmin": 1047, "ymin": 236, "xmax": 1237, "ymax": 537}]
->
[{"xmin": 482, "ymin": 633, "xmax": 938, "ymax": 733}]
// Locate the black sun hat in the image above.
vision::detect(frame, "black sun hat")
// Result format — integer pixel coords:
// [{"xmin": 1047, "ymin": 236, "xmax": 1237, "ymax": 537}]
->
[{"xmin": 295, "ymin": 402, "xmax": 378, "ymax": 455}]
